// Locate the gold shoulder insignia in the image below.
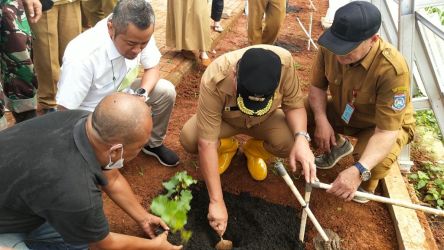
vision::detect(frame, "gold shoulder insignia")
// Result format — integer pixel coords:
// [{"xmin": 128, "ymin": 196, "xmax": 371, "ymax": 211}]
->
[{"xmin": 391, "ymin": 86, "xmax": 408, "ymax": 93}]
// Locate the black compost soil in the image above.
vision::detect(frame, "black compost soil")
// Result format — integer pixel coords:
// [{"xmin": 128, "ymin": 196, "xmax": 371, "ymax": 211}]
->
[{"xmin": 168, "ymin": 183, "xmax": 305, "ymax": 250}]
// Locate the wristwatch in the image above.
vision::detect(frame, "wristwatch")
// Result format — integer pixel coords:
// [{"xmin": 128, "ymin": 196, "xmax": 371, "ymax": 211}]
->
[
  {"xmin": 354, "ymin": 162, "xmax": 371, "ymax": 181},
  {"xmin": 294, "ymin": 131, "xmax": 311, "ymax": 142},
  {"xmin": 135, "ymin": 88, "xmax": 149, "ymax": 102}
]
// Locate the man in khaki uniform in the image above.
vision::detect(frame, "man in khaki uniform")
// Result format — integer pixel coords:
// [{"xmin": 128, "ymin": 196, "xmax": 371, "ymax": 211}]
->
[
  {"xmin": 30, "ymin": 0, "xmax": 82, "ymax": 112},
  {"xmin": 180, "ymin": 45, "xmax": 315, "ymax": 237},
  {"xmin": 247, "ymin": 0, "xmax": 286, "ymax": 45},
  {"xmin": 81, "ymin": 0, "xmax": 117, "ymax": 27},
  {"xmin": 307, "ymin": 1, "xmax": 415, "ymax": 203}
]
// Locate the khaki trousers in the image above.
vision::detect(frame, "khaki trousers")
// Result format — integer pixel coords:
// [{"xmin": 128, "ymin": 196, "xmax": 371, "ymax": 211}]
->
[
  {"xmin": 131, "ymin": 79, "xmax": 177, "ymax": 147},
  {"xmin": 81, "ymin": 0, "xmax": 117, "ymax": 27},
  {"xmin": 30, "ymin": 1, "xmax": 82, "ymax": 109},
  {"xmin": 247, "ymin": 0, "xmax": 286, "ymax": 45},
  {"xmin": 304, "ymin": 98, "xmax": 413, "ymax": 192},
  {"xmin": 180, "ymin": 109, "xmax": 294, "ymax": 158}
]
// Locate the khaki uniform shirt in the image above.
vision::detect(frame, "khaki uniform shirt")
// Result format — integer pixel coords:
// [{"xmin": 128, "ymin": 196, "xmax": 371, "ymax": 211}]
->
[
  {"xmin": 197, "ymin": 45, "xmax": 304, "ymax": 141},
  {"xmin": 54, "ymin": 0, "xmax": 79, "ymax": 6},
  {"xmin": 311, "ymin": 39, "xmax": 415, "ymax": 132}
]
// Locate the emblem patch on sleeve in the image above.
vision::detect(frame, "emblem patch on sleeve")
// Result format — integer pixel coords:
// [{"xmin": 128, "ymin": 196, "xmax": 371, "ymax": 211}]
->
[{"xmin": 392, "ymin": 94, "xmax": 406, "ymax": 111}]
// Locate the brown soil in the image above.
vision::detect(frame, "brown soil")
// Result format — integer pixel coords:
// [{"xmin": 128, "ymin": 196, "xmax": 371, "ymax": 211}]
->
[
  {"xmin": 104, "ymin": 1, "xmax": 399, "ymax": 249},
  {"xmin": 4, "ymin": 0, "xmax": 440, "ymax": 249}
]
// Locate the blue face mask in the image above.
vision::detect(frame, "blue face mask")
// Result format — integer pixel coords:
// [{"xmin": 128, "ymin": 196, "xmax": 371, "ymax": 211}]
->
[{"xmin": 103, "ymin": 145, "xmax": 124, "ymax": 170}]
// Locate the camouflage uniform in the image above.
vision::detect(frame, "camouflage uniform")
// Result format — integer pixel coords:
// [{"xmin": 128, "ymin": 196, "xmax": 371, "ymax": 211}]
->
[{"xmin": 0, "ymin": 0, "xmax": 38, "ymax": 130}]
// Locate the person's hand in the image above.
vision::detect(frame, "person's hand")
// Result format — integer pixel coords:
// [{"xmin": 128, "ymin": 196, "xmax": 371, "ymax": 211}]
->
[
  {"xmin": 139, "ymin": 214, "xmax": 170, "ymax": 239},
  {"xmin": 22, "ymin": 0, "xmax": 42, "ymax": 23},
  {"xmin": 289, "ymin": 136, "xmax": 316, "ymax": 183},
  {"xmin": 207, "ymin": 200, "xmax": 228, "ymax": 237},
  {"xmin": 152, "ymin": 231, "xmax": 183, "ymax": 250},
  {"xmin": 314, "ymin": 117, "xmax": 336, "ymax": 153},
  {"xmin": 327, "ymin": 166, "xmax": 362, "ymax": 201}
]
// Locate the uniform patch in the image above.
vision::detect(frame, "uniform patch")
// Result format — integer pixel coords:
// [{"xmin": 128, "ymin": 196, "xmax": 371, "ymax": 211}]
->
[{"xmin": 392, "ymin": 94, "xmax": 406, "ymax": 111}]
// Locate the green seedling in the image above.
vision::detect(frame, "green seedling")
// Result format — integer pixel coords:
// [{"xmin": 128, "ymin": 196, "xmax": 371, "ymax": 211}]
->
[{"xmin": 150, "ymin": 171, "xmax": 197, "ymax": 242}]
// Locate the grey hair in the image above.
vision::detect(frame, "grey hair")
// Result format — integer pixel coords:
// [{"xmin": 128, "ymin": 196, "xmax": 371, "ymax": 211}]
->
[{"xmin": 111, "ymin": 0, "xmax": 155, "ymax": 35}]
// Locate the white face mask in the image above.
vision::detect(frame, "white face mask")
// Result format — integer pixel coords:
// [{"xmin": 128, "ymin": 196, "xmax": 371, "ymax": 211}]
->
[{"xmin": 103, "ymin": 145, "xmax": 124, "ymax": 170}]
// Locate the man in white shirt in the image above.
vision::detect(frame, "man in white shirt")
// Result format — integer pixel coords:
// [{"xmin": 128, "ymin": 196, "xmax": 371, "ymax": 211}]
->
[{"xmin": 56, "ymin": 0, "xmax": 179, "ymax": 167}]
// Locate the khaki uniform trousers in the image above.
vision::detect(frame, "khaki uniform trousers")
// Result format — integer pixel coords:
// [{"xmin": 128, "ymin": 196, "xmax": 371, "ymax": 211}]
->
[
  {"xmin": 304, "ymin": 98, "xmax": 413, "ymax": 192},
  {"xmin": 81, "ymin": 0, "xmax": 117, "ymax": 27},
  {"xmin": 247, "ymin": 0, "xmax": 286, "ymax": 45},
  {"xmin": 30, "ymin": 1, "xmax": 82, "ymax": 109},
  {"xmin": 180, "ymin": 109, "xmax": 294, "ymax": 158}
]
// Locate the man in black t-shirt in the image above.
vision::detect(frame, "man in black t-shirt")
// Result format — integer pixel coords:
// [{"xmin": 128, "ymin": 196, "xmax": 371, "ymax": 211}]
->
[{"xmin": 0, "ymin": 93, "xmax": 182, "ymax": 250}]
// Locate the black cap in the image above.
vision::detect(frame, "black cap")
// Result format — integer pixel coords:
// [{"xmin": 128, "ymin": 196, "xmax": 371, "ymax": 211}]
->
[
  {"xmin": 236, "ymin": 48, "xmax": 281, "ymax": 116},
  {"xmin": 318, "ymin": 1, "xmax": 381, "ymax": 55}
]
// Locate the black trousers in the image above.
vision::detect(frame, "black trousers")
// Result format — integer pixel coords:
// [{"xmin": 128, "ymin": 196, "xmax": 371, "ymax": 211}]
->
[{"xmin": 211, "ymin": 0, "xmax": 224, "ymax": 22}]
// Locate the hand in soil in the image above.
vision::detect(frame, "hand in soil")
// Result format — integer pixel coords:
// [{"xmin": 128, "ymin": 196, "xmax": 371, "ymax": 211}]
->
[
  {"xmin": 208, "ymin": 200, "xmax": 228, "ymax": 235},
  {"xmin": 215, "ymin": 236, "xmax": 233, "ymax": 250},
  {"xmin": 153, "ymin": 231, "xmax": 183, "ymax": 250}
]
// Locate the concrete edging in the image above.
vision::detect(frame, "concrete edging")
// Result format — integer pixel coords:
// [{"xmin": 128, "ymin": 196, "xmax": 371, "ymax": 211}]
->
[{"xmin": 383, "ymin": 162, "xmax": 438, "ymax": 249}]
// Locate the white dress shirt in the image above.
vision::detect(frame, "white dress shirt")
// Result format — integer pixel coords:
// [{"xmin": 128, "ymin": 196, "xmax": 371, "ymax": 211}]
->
[{"xmin": 56, "ymin": 17, "xmax": 161, "ymax": 111}]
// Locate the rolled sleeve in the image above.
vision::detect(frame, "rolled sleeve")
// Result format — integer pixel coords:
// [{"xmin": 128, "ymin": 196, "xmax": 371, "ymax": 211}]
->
[{"xmin": 140, "ymin": 37, "xmax": 161, "ymax": 69}]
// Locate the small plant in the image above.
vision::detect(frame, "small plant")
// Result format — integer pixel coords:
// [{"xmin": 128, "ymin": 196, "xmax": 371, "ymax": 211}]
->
[
  {"xmin": 414, "ymin": 110, "xmax": 443, "ymax": 142},
  {"xmin": 150, "ymin": 171, "xmax": 197, "ymax": 242},
  {"xmin": 408, "ymin": 161, "xmax": 444, "ymax": 209},
  {"xmin": 425, "ymin": 6, "xmax": 444, "ymax": 26}
]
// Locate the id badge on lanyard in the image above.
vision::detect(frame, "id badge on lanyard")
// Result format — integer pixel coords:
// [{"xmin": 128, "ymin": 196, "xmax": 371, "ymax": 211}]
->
[{"xmin": 341, "ymin": 90, "xmax": 357, "ymax": 124}]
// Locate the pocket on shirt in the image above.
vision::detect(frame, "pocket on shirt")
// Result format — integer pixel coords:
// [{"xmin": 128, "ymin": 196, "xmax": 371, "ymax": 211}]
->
[
  {"xmin": 354, "ymin": 92, "xmax": 376, "ymax": 114},
  {"xmin": 327, "ymin": 76, "xmax": 342, "ymax": 98}
]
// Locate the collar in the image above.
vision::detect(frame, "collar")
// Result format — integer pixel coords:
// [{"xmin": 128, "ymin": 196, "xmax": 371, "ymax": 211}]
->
[
  {"xmin": 105, "ymin": 35, "xmax": 123, "ymax": 61},
  {"xmin": 359, "ymin": 39, "xmax": 380, "ymax": 70},
  {"xmin": 73, "ymin": 117, "xmax": 103, "ymax": 175}
]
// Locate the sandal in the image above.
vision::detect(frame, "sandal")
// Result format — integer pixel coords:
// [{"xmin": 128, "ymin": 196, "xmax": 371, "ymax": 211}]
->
[
  {"xmin": 199, "ymin": 56, "xmax": 212, "ymax": 67},
  {"xmin": 213, "ymin": 25, "xmax": 224, "ymax": 33}
]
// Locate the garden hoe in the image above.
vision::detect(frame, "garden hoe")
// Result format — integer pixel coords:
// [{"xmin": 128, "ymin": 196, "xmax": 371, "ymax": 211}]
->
[
  {"xmin": 274, "ymin": 162, "xmax": 341, "ymax": 250},
  {"xmin": 311, "ymin": 182, "xmax": 444, "ymax": 217}
]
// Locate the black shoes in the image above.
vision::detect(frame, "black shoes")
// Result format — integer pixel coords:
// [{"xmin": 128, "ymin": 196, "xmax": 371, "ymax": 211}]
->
[
  {"xmin": 142, "ymin": 144, "xmax": 179, "ymax": 167},
  {"xmin": 12, "ymin": 110, "xmax": 37, "ymax": 123}
]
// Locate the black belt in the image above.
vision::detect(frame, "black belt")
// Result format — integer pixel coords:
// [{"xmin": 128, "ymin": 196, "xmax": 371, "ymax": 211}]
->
[{"xmin": 224, "ymin": 106, "xmax": 239, "ymax": 111}]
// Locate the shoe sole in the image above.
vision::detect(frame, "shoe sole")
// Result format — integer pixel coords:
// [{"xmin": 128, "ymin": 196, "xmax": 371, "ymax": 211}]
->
[
  {"xmin": 142, "ymin": 148, "xmax": 179, "ymax": 167},
  {"xmin": 316, "ymin": 144, "xmax": 354, "ymax": 170}
]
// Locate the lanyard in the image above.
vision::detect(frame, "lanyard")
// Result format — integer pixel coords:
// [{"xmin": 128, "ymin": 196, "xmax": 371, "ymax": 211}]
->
[{"xmin": 350, "ymin": 89, "xmax": 357, "ymax": 107}]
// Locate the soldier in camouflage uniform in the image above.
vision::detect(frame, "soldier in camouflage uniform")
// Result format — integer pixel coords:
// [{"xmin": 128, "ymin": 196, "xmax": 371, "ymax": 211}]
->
[{"xmin": 0, "ymin": 0, "xmax": 40, "ymax": 130}]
